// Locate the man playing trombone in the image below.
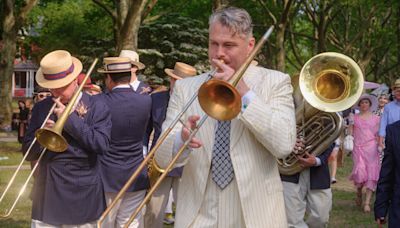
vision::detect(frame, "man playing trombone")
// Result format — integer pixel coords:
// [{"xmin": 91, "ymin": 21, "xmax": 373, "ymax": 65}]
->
[
  {"xmin": 154, "ymin": 7, "xmax": 296, "ymax": 228},
  {"xmin": 23, "ymin": 50, "xmax": 112, "ymax": 227}
]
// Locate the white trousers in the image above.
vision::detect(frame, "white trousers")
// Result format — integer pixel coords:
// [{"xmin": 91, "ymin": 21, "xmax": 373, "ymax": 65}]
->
[
  {"xmin": 105, "ymin": 190, "xmax": 146, "ymax": 228},
  {"xmin": 31, "ymin": 220, "xmax": 96, "ymax": 228},
  {"xmin": 282, "ymin": 169, "xmax": 332, "ymax": 228},
  {"xmin": 144, "ymin": 176, "xmax": 180, "ymax": 228}
]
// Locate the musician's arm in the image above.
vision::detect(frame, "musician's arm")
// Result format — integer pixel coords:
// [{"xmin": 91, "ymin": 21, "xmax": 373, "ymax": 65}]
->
[{"xmin": 239, "ymin": 72, "xmax": 296, "ymax": 159}]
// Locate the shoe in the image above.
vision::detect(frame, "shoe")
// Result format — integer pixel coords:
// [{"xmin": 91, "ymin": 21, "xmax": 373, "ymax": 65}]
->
[
  {"xmin": 363, "ymin": 203, "xmax": 371, "ymax": 213},
  {"xmin": 331, "ymin": 178, "xmax": 337, "ymax": 184},
  {"xmin": 163, "ymin": 213, "xmax": 175, "ymax": 225}
]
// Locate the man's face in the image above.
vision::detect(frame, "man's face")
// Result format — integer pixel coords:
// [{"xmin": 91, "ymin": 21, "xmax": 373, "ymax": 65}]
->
[
  {"xmin": 49, "ymin": 80, "xmax": 78, "ymax": 104},
  {"xmin": 208, "ymin": 22, "xmax": 255, "ymax": 71},
  {"xmin": 393, "ymin": 87, "xmax": 400, "ymax": 101}
]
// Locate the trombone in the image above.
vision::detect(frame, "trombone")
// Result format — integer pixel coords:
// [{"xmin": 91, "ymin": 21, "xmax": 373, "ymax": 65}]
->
[
  {"xmin": 0, "ymin": 101, "xmax": 57, "ymax": 218},
  {"xmin": 97, "ymin": 26, "xmax": 274, "ymax": 228},
  {"xmin": 0, "ymin": 59, "xmax": 98, "ymax": 218}
]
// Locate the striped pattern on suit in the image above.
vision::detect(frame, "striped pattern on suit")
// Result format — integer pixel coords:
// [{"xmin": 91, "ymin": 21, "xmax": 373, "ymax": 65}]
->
[{"xmin": 155, "ymin": 65, "xmax": 296, "ymax": 228}]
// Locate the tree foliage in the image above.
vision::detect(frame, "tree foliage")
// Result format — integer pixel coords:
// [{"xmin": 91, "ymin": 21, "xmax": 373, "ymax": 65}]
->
[{"xmin": 138, "ymin": 13, "xmax": 208, "ymax": 85}]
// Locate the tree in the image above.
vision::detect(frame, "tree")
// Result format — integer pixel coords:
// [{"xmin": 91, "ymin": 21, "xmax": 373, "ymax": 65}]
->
[
  {"xmin": 93, "ymin": 0, "xmax": 156, "ymax": 52},
  {"xmin": 138, "ymin": 13, "xmax": 208, "ymax": 85},
  {"xmin": 28, "ymin": 0, "xmax": 114, "ymax": 70},
  {"xmin": 0, "ymin": 0, "xmax": 37, "ymax": 130}
]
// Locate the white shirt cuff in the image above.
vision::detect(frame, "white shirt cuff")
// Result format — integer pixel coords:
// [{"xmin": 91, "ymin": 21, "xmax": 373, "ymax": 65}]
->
[
  {"xmin": 315, "ymin": 157, "xmax": 321, "ymax": 166},
  {"xmin": 241, "ymin": 90, "xmax": 256, "ymax": 112}
]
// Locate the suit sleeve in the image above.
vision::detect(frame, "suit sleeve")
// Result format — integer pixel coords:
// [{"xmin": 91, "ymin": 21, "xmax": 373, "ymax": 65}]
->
[
  {"xmin": 154, "ymin": 80, "xmax": 187, "ymax": 169},
  {"xmin": 239, "ymin": 72, "xmax": 296, "ymax": 159},
  {"xmin": 63, "ymin": 99, "xmax": 111, "ymax": 155},
  {"xmin": 374, "ymin": 125, "xmax": 395, "ymax": 220},
  {"xmin": 22, "ymin": 101, "xmax": 50, "ymax": 161},
  {"xmin": 317, "ymin": 143, "xmax": 335, "ymax": 166}
]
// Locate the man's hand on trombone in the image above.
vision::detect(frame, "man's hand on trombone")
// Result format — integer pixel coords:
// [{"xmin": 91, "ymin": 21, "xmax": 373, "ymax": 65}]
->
[
  {"xmin": 211, "ymin": 58, "xmax": 249, "ymax": 97},
  {"xmin": 181, "ymin": 115, "xmax": 203, "ymax": 149},
  {"xmin": 44, "ymin": 97, "xmax": 65, "ymax": 129}
]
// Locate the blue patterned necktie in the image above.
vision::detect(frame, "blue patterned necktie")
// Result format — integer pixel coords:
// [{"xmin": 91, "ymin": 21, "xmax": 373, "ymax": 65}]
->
[{"xmin": 211, "ymin": 120, "xmax": 234, "ymax": 189}]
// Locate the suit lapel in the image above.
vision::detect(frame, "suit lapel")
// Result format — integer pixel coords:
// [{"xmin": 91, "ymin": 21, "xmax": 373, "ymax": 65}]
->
[{"xmin": 230, "ymin": 118, "xmax": 245, "ymax": 151}]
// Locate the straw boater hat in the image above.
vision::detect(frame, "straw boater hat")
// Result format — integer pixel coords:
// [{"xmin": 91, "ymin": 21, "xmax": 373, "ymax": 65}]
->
[
  {"xmin": 97, "ymin": 57, "xmax": 133, "ymax": 74},
  {"xmin": 119, "ymin": 50, "xmax": 145, "ymax": 70},
  {"xmin": 392, "ymin": 78, "xmax": 400, "ymax": 90},
  {"xmin": 36, "ymin": 50, "xmax": 83, "ymax": 89},
  {"xmin": 164, "ymin": 62, "xmax": 197, "ymax": 80},
  {"xmin": 353, "ymin": 93, "xmax": 378, "ymax": 111}
]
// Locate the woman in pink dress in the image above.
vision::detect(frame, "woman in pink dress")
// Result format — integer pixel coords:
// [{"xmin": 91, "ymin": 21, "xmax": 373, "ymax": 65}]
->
[{"xmin": 349, "ymin": 94, "xmax": 380, "ymax": 213}]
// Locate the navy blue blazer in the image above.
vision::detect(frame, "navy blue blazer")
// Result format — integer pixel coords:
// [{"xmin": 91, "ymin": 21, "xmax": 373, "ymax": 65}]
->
[
  {"xmin": 144, "ymin": 90, "xmax": 183, "ymax": 177},
  {"xmin": 23, "ymin": 93, "xmax": 111, "ymax": 225},
  {"xmin": 280, "ymin": 143, "xmax": 334, "ymax": 190},
  {"xmin": 374, "ymin": 120, "xmax": 400, "ymax": 227},
  {"xmin": 136, "ymin": 81, "xmax": 152, "ymax": 95},
  {"xmin": 98, "ymin": 87, "xmax": 152, "ymax": 192}
]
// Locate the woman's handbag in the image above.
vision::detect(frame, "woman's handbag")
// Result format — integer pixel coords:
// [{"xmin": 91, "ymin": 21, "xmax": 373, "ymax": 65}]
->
[{"xmin": 343, "ymin": 135, "xmax": 354, "ymax": 153}]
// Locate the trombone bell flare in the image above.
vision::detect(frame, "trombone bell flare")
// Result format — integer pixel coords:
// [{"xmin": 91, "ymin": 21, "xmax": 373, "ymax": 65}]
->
[
  {"xmin": 35, "ymin": 128, "xmax": 68, "ymax": 152},
  {"xmin": 198, "ymin": 79, "xmax": 242, "ymax": 121}
]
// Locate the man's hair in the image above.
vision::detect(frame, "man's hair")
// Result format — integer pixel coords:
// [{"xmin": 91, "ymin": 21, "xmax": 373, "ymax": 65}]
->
[
  {"xmin": 209, "ymin": 6, "xmax": 253, "ymax": 38},
  {"xmin": 107, "ymin": 72, "xmax": 131, "ymax": 84}
]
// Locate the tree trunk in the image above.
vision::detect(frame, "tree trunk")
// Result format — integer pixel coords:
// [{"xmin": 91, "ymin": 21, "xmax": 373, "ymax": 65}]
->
[
  {"xmin": 117, "ymin": 0, "xmax": 147, "ymax": 52},
  {"xmin": 0, "ymin": 0, "xmax": 37, "ymax": 130},
  {"xmin": 0, "ymin": 1, "xmax": 17, "ymax": 130},
  {"xmin": 397, "ymin": 2, "xmax": 400, "ymax": 79},
  {"xmin": 275, "ymin": 0, "xmax": 294, "ymax": 72},
  {"xmin": 93, "ymin": 0, "xmax": 150, "ymax": 53},
  {"xmin": 212, "ymin": 0, "xmax": 230, "ymax": 11}
]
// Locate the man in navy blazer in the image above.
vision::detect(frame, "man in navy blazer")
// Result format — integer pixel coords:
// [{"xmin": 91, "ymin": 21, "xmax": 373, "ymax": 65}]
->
[
  {"xmin": 281, "ymin": 139, "xmax": 334, "ymax": 228},
  {"xmin": 97, "ymin": 56, "xmax": 152, "ymax": 227},
  {"xmin": 375, "ymin": 120, "xmax": 400, "ymax": 227},
  {"xmin": 23, "ymin": 50, "xmax": 111, "ymax": 227}
]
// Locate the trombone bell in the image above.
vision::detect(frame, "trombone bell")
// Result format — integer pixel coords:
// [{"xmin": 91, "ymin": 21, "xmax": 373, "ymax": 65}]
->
[
  {"xmin": 35, "ymin": 127, "xmax": 68, "ymax": 152},
  {"xmin": 299, "ymin": 52, "xmax": 364, "ymax": 112},
  {"xmin": 198, "ymin": 79, "xmax": 242, "ymax": 121}
]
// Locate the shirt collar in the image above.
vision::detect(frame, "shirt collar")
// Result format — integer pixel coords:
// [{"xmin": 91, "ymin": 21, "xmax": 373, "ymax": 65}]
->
[{"xmin": 112, "ymin": 84, "xmax": 131, "ymax": 90}]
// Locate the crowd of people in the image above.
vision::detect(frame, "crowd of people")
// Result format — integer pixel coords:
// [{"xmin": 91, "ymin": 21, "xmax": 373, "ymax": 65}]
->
[{"xmin": 10, "ymin": 6, "xmax": 399, "ymax": 228}]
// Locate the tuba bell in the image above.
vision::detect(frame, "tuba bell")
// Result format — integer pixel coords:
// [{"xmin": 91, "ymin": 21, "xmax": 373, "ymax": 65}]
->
[{"xmin": 278, "ymin": 52, "xmax": 364, "ymax": 175}]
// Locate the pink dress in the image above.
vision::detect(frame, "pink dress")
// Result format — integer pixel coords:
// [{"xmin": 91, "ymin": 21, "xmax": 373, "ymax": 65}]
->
[{"xmin": 349, "ymin": 113, "xmax": 381, "ymax": 191}]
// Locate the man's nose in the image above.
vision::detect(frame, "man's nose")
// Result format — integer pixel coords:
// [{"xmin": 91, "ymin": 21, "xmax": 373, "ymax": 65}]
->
[{"xmin": 216, "ymin": 46, "xmax": 225, "ymax": 58}]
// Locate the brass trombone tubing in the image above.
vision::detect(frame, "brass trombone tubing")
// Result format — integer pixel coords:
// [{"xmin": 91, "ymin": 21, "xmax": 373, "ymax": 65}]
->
[
  {"xmin": 123, "ymin": 26, "xmax": 275, "ymax": 228},
  {"xmin": 0, "ymin": 100, "xmax": 58, "ymax": 218},
  {"xmin": 96, "ymin": 69, "xmax": 217, "ymax": 227},
  {"xmin": 124, "ymin": 116, "xmax": 208, "ymax": 228},
  {"xmin": 0, "ymin": 148, "xmax": 47, "ymax": 218}
]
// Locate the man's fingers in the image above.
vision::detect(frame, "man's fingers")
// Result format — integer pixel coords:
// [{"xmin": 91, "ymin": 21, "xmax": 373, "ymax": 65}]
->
[
  {"xmin": 53, "ymin": 97, "xmax": 63, "ymax": 107},
  {"xmin": 211, "ymin": 59, "xmax": 226, "ymax": 71}
]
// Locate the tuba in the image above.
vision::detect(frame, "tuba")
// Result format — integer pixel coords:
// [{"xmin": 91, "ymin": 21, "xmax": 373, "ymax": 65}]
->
[{"xmin": 278, "ymin": 52, "xmax": 364, "ymax": 175}]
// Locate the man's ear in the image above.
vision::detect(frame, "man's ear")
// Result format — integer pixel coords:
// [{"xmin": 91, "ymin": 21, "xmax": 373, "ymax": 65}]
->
[{"xmin": 247, "ymin": 37, "xmax": 256, "ymax": 54}]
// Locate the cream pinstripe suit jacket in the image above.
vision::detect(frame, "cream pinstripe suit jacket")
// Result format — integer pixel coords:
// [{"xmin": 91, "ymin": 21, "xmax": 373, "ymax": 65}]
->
[{"xmin": 155, "ymin": 65, "xmax": 296, "ymax": 228}]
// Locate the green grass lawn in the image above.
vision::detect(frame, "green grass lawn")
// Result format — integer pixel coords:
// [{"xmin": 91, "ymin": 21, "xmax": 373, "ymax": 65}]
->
[{"xmin": 0, "ymin": 141, "xmax": 383, "ymax": 227}]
